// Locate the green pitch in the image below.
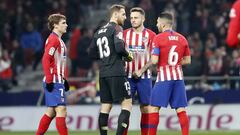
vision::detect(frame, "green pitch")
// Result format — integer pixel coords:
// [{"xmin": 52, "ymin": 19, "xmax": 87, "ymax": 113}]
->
[{"xmin": 0, "ymin": 131, "xmax": 239, "ymax": 135}]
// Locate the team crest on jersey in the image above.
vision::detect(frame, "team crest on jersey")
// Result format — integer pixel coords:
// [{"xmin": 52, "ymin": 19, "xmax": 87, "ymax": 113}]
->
[
  {"xmin": 229, "ymin": 9, "xmax": 236, "ymax": 18},
  {"xmin": 49, "ymin": 47, "xmax": 55, "ymax": 56},
  {"xmin": 142, "ymin": 37, "xmax": 148, "ymax": 44}
]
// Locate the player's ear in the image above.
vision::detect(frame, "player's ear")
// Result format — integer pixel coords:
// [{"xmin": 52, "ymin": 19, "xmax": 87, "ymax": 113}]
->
[
  {"xmin": 142, "ymin": 16, "xmax": 145, "ymax": 22},
  {"xmin": 162, "ymin": 24, "xmax": 166, "ymax": 29},
  {"xmin": 53, "ymin": 23, "xmax": 57, "ymax": 29},
  {"xmin": 114, "ymin": 12, "xmax": 118, "ymax": 18}
]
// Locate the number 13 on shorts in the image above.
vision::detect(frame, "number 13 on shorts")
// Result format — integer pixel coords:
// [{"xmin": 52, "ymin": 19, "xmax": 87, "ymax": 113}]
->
[{"xmin": 124, "ymin": 81, "xmax": 131, "ymax": 96}]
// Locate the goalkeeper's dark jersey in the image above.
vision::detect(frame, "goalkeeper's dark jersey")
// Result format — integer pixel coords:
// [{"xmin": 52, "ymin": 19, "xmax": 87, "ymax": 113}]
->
[{"xmin": 89, "ymin": 22, "xmax": 129, "ymax": 77}]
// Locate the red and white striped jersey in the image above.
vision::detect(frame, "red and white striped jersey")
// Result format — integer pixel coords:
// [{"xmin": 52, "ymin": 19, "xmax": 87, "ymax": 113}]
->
[
  {"xmin": 42, "ymin": 32, "xmax": 67, "ymax": 84},
  {"xmin": 123, "ymin": 28, "xmax": 156, "ymax": 79},
  {"xmin": 152, "ymin": 30, "xmax": 190, "ymax": 82}
]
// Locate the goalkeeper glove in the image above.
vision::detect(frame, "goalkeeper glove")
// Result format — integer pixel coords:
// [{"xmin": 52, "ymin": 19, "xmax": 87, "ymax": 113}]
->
[
  {"xmin": 46, "ymin": 83, "xmax": 54, "ymax": 92},
  {"xmin": 124, "ymin": 52, "xmax": 133, "ymax": 62},
  {"xmin": 63, "ymin": 78, "xmax": 69, "ymax": 91}
]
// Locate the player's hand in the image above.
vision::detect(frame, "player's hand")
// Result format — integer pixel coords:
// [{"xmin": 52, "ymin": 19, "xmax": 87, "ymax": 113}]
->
[
  {"xmin": 132, "ymin": 70, "xmax": 142, "ymax": 79},
  {"xmin": 124, "ymin": 52, "xmax": 133, "ymax": 62},
  {"xmin": 63, "ymin": 78, "xmax": 70, "ymax": 91},
  {"xmin": 46, "ymin": 83, "xmax": 54, "ymax": 92}
]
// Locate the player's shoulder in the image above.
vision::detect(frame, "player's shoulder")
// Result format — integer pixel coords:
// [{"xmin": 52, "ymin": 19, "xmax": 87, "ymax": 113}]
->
[
  {"xmin": 155, "ymin": 32, "xmax": 165, "ymax": 39},
  {"xmin": 113, "ymin": 23, "xmax": 123, "ymax": 33},
  {"xmin": 145, "ymin": 28, "xmax": 156, "ymax": 36},
  {"xmin": 94, "ymin": 22, "xmax": 115, "ymax": 37},
  {"xmin": 233, "ymin": 0, "xmax": 240, "ymax": 7},
  {"xmin": 174, "ymin": 32, "xmax": 187, "ymax": 41},
  {"xmin": 47, "ymin": 33, "xmax": 60, "ymax": 43},
  {"xmin": 173, "ymin": 32, "xmax": 188, "ymax": 45},
  {"xmin": 123, "ymin": 28, "xmax": 131, "ymax": 34}
]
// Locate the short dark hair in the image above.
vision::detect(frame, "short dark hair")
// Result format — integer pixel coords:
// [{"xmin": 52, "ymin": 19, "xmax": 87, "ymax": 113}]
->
[
  {"xmin": 109, "ymin": 4, "xmax": 125, "ymax": 17},
  {"xmin": 48, "ymin": 13, "xmax": 66, "ymax": 31},
  {"xmin": 158, "ymin": 12, "xmax": 173, "ymax": 25},
  {"xmin": 130, "ymin": 7, "xmax": 145, "ymax": 16}
]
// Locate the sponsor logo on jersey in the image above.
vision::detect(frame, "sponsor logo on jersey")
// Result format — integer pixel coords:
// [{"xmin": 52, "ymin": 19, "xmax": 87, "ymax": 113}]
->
[{"xmin": 128, "ymin": 45, "xmax": 146, "ymax": 53}]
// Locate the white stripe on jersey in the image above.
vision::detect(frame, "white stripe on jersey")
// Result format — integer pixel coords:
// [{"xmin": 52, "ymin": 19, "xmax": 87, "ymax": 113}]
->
[
  {"xmin": 137, "ymin": 33, "xmax": 142, "ymax": 76},
  {"xmin": 138, "ymin": 32, "xmax": 146, "ymax": 79},
  {"xmin": 160, "ymin": 66, "xmax": 164, "ymax": 82},
  {"xmin": 172, "ymin": 66, "xmax": 177, "ymax": 80},
  {"xmin": 132, "ymin": 32, "xmax": 138, "ymax": 74},
  {"xmin": 56, "ymin": 50, "xmax": 62, "ymax": 83},
  {"xmin": 177, "ymin": 65, "xmax": 183, "ymax": 80},
  {"xmin": 53, "ymin": 74, "xmax": 56, "ymax": 83},
  {"xmin": 60, "ymin": 40, "xmax": 65, "ymax": 79},
  {"xmin": 166, "ymin": 65, "xmax": 171, "ymax": 81}
]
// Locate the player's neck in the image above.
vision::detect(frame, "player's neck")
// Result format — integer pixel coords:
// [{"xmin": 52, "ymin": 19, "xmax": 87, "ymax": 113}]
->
[
  {"xmin": 110, "ymin": 18, "xmax": 118, "ymax": 25},
  {"xmin": 162, "ymin": 27, "xmax": 172, "ymax": 32},
  {"xmin": 52, "ymin": 29, "xmax": 63, "ymax": 37},
  {"xmin": 132, "ymin": 25, "xmax": 144, "ymax": 33}
]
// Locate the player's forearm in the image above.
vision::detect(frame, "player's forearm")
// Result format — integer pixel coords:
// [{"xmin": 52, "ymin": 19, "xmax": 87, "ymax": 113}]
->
[
  {"xmin": 114, "ymin": 40, "xmax": 128, "ymax": 57},
  {"xmin": 140, "ymin": 61, "xmax": 153, "ymax": 74},
  {"xmin": 181, "ymin": 56, "xmax": 191, "ymax": 65}
]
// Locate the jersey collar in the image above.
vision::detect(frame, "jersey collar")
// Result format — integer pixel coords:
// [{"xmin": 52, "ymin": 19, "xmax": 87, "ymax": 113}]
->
[
  {"xmin": 51, "ymin": 32, "xmax": 59, "ymax": 37},
  {"xmin": 164, "ymin": 29, "xmax": 174, "ymax": 34}
]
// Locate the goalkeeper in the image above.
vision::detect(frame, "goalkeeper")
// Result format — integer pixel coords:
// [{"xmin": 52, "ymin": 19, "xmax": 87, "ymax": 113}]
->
[{"xmin": 88, "ymin": 4, "xmax": 133, "ymax": 135}]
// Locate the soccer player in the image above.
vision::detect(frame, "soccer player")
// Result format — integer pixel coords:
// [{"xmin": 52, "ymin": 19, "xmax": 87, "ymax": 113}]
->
[
  {"xmin": 149, "ymin": 12, "xmax": 191, "ymax": 135},
  {"xmin": 88, "ymin": 4, "xmax": 133, "ymax": 135},
  {"xmin": 36, "ymin": 13, "xmax": 69, "ymax": 135},
  {"xmin": 123, "ymin": 7, "xmax": 156, "ymax": 135},
  {"xmin": 226, "ymin": 0, "xmax": 240, "ymax": 48}
]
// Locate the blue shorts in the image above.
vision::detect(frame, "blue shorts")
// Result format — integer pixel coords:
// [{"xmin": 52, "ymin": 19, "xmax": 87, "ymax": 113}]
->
[
  {"xmin": 43, "ymin": 82, "xmax": 66, "ymax": 107},
  {"xmin": 128, "ymin": 78, "xmax": 152, "ymax": 105},
  {"xmin": 150, "ymin": 80, "xmax": 187, "ymax": 109}
]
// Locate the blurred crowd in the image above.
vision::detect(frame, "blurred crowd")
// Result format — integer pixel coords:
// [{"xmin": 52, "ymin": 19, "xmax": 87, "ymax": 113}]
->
[{"xmin": 0, "ymin": 0, "xmax": 240, "ymax": 97}]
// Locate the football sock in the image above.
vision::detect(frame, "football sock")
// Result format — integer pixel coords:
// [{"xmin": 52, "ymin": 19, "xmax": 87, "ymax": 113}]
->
[
  {"xmin": 140, "ymin": 113, "xmax": 148, "ymax": 135},
  {"xmin": 123, "ymin": 119, "xmax": 129, "ymax": 135},
  {"xmin": 177, "ymin": 111, "xmax": 189, "ymax": 135},
  {"xmin": 98, "ymin": 112, "xmax": 109, "ymax": 135},
  {"xmin": 36, "ymin": 114, "xmax": 53, "ymax": 135},
  {"xmin": 116, "ymin": 109, "xmax": 130, "ymax": 135},
  {"xmin": 148, "ymin": 113, "xmax": 159, "ymax": 135},
  {"xmin": 56, "ymin": 117, "xmax": 68, "ymax": 135}
]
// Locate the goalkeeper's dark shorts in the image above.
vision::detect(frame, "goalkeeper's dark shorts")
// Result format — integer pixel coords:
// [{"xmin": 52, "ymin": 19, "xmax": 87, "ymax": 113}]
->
[{"xmin": 99, "ymin": 76, "xmax": 132, "ymax": 104}]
